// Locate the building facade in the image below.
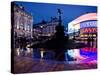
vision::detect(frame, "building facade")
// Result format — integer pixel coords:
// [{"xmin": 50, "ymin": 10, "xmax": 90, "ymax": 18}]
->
[
  {"xmin": 80, "ymin": 20, "xmax": 97, "ymax": 48},
  {"xmin": 68, "ymin": 13, "xmax": 97, "ymax": 45},
  {"xmin": 13, "ymin": 4, "xmax": 33, "ymax": 46},
  {"xmin": 67, "ymin": 13, "xmax": 97, "ymax": 56},
  {"xmin": 33, "ymin": 17, "xmax": 59, "ymax": 38},
  {"xmin": 12, "ymin": 3, "xmax": 33, "ymax": 56}
]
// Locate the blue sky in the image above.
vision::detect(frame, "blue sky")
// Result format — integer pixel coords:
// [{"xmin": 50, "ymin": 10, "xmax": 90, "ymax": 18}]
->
[{"xmin": 14, "ymin": 1, "xmax": 97, "ymax": 27}]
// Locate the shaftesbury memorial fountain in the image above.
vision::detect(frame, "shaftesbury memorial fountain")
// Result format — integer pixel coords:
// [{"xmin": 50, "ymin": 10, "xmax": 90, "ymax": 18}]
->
[{"xmin": 41, "ymin": 9, "xmax": 70, "ymax": 61}]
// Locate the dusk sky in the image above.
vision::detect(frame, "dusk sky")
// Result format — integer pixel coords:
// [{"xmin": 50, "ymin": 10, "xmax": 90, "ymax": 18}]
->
[{"xmin": 15, "ymin": 1, "xmax": 97, "ymax": 27}]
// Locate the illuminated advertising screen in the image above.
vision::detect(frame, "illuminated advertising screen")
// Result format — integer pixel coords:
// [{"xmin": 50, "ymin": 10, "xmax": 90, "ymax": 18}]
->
[
  {"xmin": 80, "ymin": 28, "xmax": 97, "ymax": 34},
  {"xmin": 80, "ymin": 20, "xmax": 97, "ymax": 29},
  {"xmin": 68, "ymin": 23, "xmax": 80, "ymax": 34},
  {"xmin": 68, "ymin": 23, "xmax": 74, "ymax": 34}
]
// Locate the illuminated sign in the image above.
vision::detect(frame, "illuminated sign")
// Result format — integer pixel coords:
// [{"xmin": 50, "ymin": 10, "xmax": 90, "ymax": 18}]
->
[
  {"xmin": 68, "ymin": 23, "xmax": 80, "ymax": 34},
  {"xmin": 73, "ymin": 23, "xmax": 80, "ymax": 31},
  {"xmin": 68, "ymin": 23, "xmax": 74, "ymax": 34},
  {"xmin": 80, "ymin": 21, "xmax": 97, "ymax": 28},
  {"xmin": 80, "ymin": 28, "xmax": 97, "ymax": 34}
]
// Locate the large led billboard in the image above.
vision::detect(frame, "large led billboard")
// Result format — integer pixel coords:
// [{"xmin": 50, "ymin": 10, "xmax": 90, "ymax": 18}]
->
[{"xmin": 80, "ymin": 20, "xmax": 97, "ymax": 29}]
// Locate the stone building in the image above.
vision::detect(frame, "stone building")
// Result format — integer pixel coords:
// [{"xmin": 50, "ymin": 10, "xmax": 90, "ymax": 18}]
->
[
  {"xmin": 33, "ymin": 17, "xmax": 59, "ymax": 39},
  {"xmin": 11, "ymin": 2, "xmax": 33, "ymax": 56},
  {"xmin": 13, "ymin": 3, "xmax": 33, "ymax": 47}
]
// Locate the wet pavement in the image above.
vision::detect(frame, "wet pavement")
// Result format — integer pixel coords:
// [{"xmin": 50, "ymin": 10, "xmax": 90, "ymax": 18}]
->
[{"xmin": 14, "ymin": 56, "xmax": 97, "ymax": 74}]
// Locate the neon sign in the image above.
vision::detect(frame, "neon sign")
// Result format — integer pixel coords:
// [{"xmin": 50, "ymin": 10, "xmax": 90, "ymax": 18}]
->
[{"xmin": 80, "ymin": 28, "xmax": 97, "ymax": 33}]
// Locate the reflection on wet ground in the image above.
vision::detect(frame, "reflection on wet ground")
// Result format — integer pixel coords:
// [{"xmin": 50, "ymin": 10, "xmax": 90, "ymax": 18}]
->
[
  {"xmin": 65, "ymin": 47, "xmax": 97, "ymax": 63},
  {"xmin": 15, "ymin": 46, "xmax": 97, "ymax": 64},
  {"xmin": 14, "ymin": 46, "xmax": 97, "ymax": 73}
]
